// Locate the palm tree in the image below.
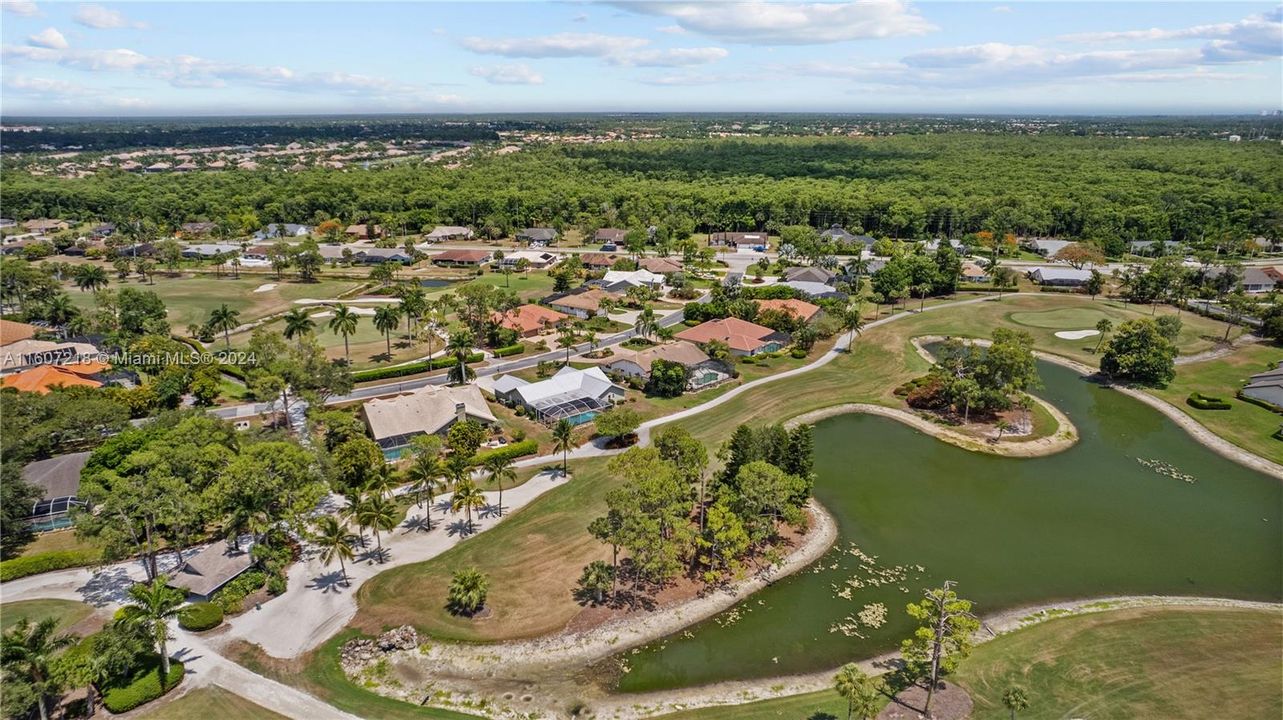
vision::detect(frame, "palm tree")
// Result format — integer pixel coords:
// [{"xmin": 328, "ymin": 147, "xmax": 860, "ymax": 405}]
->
[
  {"xmin": 1002, "ymin": 686, "xmax": 1030, "ymax": 720},
  {"xmin": 328, "ymin": 305, "xmax": 360, "ymax": 364},
  {"xmin": 634, "ymin": 304, "xmax": 657, "ymax": 339},
  {"xmin": 484, "ymin": 455, "xmax": 516, "ymax": 516},
  {"xmin": 313, "ymin": 516, "xmax": 357, "ymax": 586},
  {"xmin": 122, "ymin": 575, "xmax": 184, "ymax": 677},
  {"xmin": 1093, "ymin": 318, "xmax": 1113, "ymax": 353},
  {"xmin": 552, "ymin": 419, "xmax": 575, "ymax": 478},
  {"xmin": 419, "ymin": 303, "xmax": 445, "ymax": 358},
  {"xmin": 446, "ymin": 329, "xmax": 476, "ymax": 383},
  {"xmin": 994, "ymin": 418, "xmax": 1014, "ymax": 442},
  {"xmin": 839, "ymin": 304, "xmax": 864, "ymax": 349},
  {"xmin": 43, "ymin": 293, "xmax": 78, "ymax": 327},
  {"xmin": 833, "ymin": 663, "xmax": 883, "ymax": 720},
  {"xmin": 447, "ymin": 567, "xmax": 489, "ymax": 615},
  {"xmin": 365, "ymin": 467, "xmax": 398, "ymax": 500},
  {"xmin": 449, "ymin": 479, "xmax": 486, "ymax": 531},
  {"xmin": 208, "ymin": 303, "xmax": 241, "ymax": 348},
  {"xmin": 73, "ymin": 264, "xmax": 109, "ymax": 292},
  {"xmin": 354, "ymin": 494, "xmax": 398, "ymax": 562},
  {"xmin": 557, "ymin": 324, "xmax": 579, "ymax": 364},
  {"xmin": 0, "ymin": 618, "xmax": 76, "ymax": 720},
  {"xmin": 283, "ymin": 307, "xmax": 315, "ymax": 341},
  {"xmin": 373, "ymin": 305, "xmax": 401, "ymax": 357},
  {"xmin": 406, "ymin": 455, "xmax": 442, "ymax": 530},
  {"xmin": 397, "ymin": 286, "xmax": 426, "ymax": 334}
]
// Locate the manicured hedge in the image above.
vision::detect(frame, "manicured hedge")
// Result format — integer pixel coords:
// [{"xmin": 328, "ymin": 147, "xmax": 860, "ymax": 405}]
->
[
  {"xmin": 351, "ymin": 353, "xmax": 483, "ymax": 383},
  {"xmin": 0, "ymin": 549, "xmax": 101, "ymax": 582},
  {"xmin": 470, "ymin": 439, "xmax": 538, "ymax": 467},
  {"xmin": 491, "ymin": 344, "xmax": 525, "ymax": 358},
  {"xmin": 1187, "ymin": 392, "xmax": 1232, "ymax": 410},
  {"xmin": 101, "ymin": 657, "xmax": 184, "ymax": 714},
  {"xmin": 177, "ymin": 602, "xmax": 224, "ymax": 631}
]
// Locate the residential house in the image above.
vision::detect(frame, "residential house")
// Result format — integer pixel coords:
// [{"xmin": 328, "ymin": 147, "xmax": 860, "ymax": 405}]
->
[
  {"xmin": 24, "ymin": 219, "xmax": 70, "ymax": 235},
  {"xmin": 501, "ymin": 250, "xmax": 559, "ymax": 269},
  {"xmin": 782, "ymin": 266, "xmax": 836, "ymax": 285},
  {"xmin": 168, "ymin": 541, "xmax": 256, "ymax": 599},
  {"xmin": 594, "ymin": 228, "xmax": 628, "ymax": 245},
  {"xmin": 1029, "ymin": 266, "xmax": 1092, "ymax": 287},
  {"xmin": 361, "ymin": 384, "xmax": 497, "ymax": 459},
  {"xmin": 598, "ymin": 269, "xmax": 665, "ymax": 292},
  {"xmin": 173, "ymin": 162, "xmax": 199, "ymax": 172},
  {"xmin": 145, "ymin": 162, "xmax": 171, "ymax": 173},
  {"xmin": 676, "ymin": 317, "xmax": 790, "ymax": 357},
  {"xmin": 961, "ymin": 262, "xmax": 991, "ymax": 284},
  {"xmin": 491, "ymin": 304, "xmax": 569, "ymax": 338},
  {"xmin": 603, "ymin": 340, "xmax": 730, "ymax": 391},
  {"xmin": 242, "ymin": 245, "xmax": 273, "ymax": 262},
  {"xmin": 0, "ymin": 319, "xmax": 38, "ymax": 347},
  {"xmin": 546, "ymin": 287, "xmax": 621, "ymax": 319},
  {"xmin": 0, "ymin": 218, "xmax": 15, "ymax": 228},
  {"xmin": 181, "ymin": 243, "xmax": 240, "ymax": 259},
  {"xmin": 21, "ymin": 451, "xmax": 89, "ymax": 532},
  {"xmin": 355, "ymin": 247, "xmax": 414, "ymax": 265},
  {"xmin": 1241, "ymin": 364, "xmax": 1283, "ymax": 409},
  {"xmin": 1, "ymin": 362, "xmax": 109, "ymax": 393},
  {"xmin": 1024, "ymin": 238, "xmax": 1074, "ymax": 257},
  {"xmin": 578, "ymin": 253, "xmax": 617, "ymax": 270},
  {"xmin": 345, "ymin": 224, "xmax": 381, "ymax": 240},
  {"xmin": 1, "ymin": 334, "xmax": 101, "ymax": 374},
  {"xmin": 180, "ymin": 221, "xmax": 217, "ymax": 236},
  {"xmin": 778, "ymin": 281, "xmax": 848, "ymax": 300},
  {"xmin": 252, "ymin": 223, "xmax": 312, "ymax": 241},
  {"xmin": 492, "ymin": 366, "xmax": 625, "ymax": 424},
  {"xmin": 708, "ymin": 231, "xmax": 769, "ymax": 248},
  {"xmin": 1127, "ymin": 240, "xmax": 1173, "ymax": 256},
  {"xmin": 638, "ymin": 257, "xmax": 683, "ymax": 275},
  {"xmin": 89, "ymin": 222, "xmax": 116, "ymax": 239},
  {"xmin": 1242, "ymin": 266, "xmax": 1282, "ymax": 293},
  {"xmin": 517, "ymin": 228, "xmax": 558, "ymax": 245},
  {"xmin": 422, "ymin": 226, "xmax": 474, "ymax": 243},
  {"xmin": 432, "ymin": 249, "xmax": 492, "ymax": 267},
  {"xmin": 756, "ymin": 298, "xmax": 822, "ymax": 324},
  {"xmin": 819, "ymin": 225, "xmax": 856, "ymax": 244}
]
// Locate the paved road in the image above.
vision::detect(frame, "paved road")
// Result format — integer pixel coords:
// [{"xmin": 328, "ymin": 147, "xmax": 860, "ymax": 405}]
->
[{"xmin": 213, "ymin": 301, "xmax": 694, "ymax": 419}]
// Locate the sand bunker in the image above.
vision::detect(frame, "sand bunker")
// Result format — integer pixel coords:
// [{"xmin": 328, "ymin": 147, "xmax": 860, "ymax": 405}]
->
[
  {"xmin": 1055, "ymin": 329, "xmax": 1100, "ymax": 340},
  {"xmin": 253, "ymin": 283, "xmax": 278, "ymax": 293},
  {"xmin": 311, "ymin": 307, "xmax": 377, "ymax": 318}
]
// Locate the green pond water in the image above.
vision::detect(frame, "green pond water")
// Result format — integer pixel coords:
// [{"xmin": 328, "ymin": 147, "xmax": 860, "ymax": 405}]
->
[{"xmin": 615, "ymin": 360, "xmax": 1283, "ymax": 692}]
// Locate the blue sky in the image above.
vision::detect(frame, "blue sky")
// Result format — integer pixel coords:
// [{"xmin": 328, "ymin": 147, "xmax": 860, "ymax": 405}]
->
[{"xmin": 1, "ymin": 1, "xmax": 1280, "ymax": 115}]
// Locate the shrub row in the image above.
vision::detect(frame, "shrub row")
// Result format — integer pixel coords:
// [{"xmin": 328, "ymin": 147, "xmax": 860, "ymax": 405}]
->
[
  {"xmin": 210, "ymin": 569, "xmax": 267, "ymax": 614},
  {"xmin": 1236, "ymin": 390, "xmax": 1283, "ymax": 415},
  {"xmin": 1186, "ymin": 392, "xmax": 1232, "ymax": 410},
  {"xmin": 177, "ymin": 602, "xmax": 224, "ymax": 631},
  {"xmin": 102, "ymin": 658, "xmax": 184, "ymax": 713},
  {"xmin": 470, "ymin": 439, "xmax": 539, "ymax": 467},
  {"xmin": 0, "ymin": 549, "xmax": 101, "ymax": 582},
  {"xmin": 351, "ymin": 353, "xmax": 484, "ymax": 383},
  {"xmin": 491, "ymin": 344, "xmax": 525, "ymax": 358}
]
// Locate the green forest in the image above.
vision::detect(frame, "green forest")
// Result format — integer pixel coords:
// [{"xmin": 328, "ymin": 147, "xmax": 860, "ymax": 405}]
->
[{"xmin": 3, "ymin": 134, "xmax": 1280, "ymax": 243}]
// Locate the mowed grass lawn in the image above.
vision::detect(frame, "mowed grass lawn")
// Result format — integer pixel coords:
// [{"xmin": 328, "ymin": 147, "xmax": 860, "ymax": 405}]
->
[
  {"xmin": 657, "ymin": 607, "xmax": 1282, "ymax": 720},
  {"xmin": 135, "ymin": 686, "xmax": 289, "ymax": 720},
  {"xmin": 0, "ymin": 599, "xmax": 95, "ymax": 632},
  {"xmin": 65, "ymin": 274, "xmax": 362, "ymax": 333},
  {"xmin": 352, "ymin": 294, "xmax": 1272, "ymax": 642},
  {"xmin": 1151, "ymin": 342, "xmax": 1283, "ymax": 462}
]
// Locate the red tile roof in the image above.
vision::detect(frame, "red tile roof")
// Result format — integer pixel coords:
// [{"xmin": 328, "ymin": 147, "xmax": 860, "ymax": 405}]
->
[
  {"xmin": 0, "ymin": 319, "xmax": 38, "ymax": 346},
  {"xmin": 2, "ymin": 365, "xmax": 103, "ymax": 394},
  {"xmin": 756, "ymin": 298, "xmax": 820, "ymax": 322},
  {"xmin": 676, "ymin": 317, "xmax": 778, "ymax": 353},
  {"xmin": 491, "ymin": 304, "xmax": 569, "ymax": 335}
]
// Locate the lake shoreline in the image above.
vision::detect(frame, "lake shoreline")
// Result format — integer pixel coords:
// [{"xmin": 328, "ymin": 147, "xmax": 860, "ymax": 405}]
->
[{"xmin": 910, "ymin": 335, "xmax": 1283, "ymax": 480}]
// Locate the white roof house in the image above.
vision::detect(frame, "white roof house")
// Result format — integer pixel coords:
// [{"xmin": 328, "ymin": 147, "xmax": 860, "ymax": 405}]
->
[
  {"xmin": 778, "ymin": 281, "xmax": 848, "ymax": 300},
  {"xmin": 501, "ymin": 250, "xmax": 559, "ymax": 269},
  {"xmin": 423, "ymin": 226, "xmax": 473, "ymax": 243},
  {"xmin": 600, "ymin": 269, "xmax": 665, "ymax": 289},
  {"xmin": 1030, "ymin": 266, "xmax": 1092, "ymax": 285},
  {"xmin": 181, "ymin": 243, "xmax": 241, "ymax": 258},
  {"xmin": 361, "ymin": 384, "xmax": 496, "ymax": 455},
  {"xmin": 493, "ymin": 366, "xmax": 625, "ymax": 423}
]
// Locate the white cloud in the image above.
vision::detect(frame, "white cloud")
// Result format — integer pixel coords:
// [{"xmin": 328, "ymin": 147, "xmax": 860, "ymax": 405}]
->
[
  {"xmin": 74, "ymin": 4, "xmax": 148, "ymax": 29},
  {"xmin": 992, "ymin": 5, "xmax": 1012, "ymax": 13},
  {"xmin": 462, "ymin": 32, "xmax": 647, "ymax": 58},
  {"xmin": 27, "ymin": 27, "xmax": 67, "ymax": 49},
  {"xmin": 611, "ymin": 1, "xmax": 935, "ymax": 45},
  {"xmin": 469, "ymin": 63, "xmax": 544, "ymax": 85},
  {"xmin": 636, "ymin": 71, "xmax": 760, "ymax": 86},
  {"xmin": 2, "ymin": 1, "xmax": 39, "ymax": 17},
  {"xmin": 1057, "ymin": 8, "xmax": 1281, "ymax": 62},
  {"xmin": 4, "ymin": 75, "xmax": 87, "ymax": 95},
  {"xmin": 1, "ymin": 43, "xmax": 461, "ymax": 104},
  {"xmin": 3, "ymin": 73, "xmax": 146, "ymax": 109},
  {"xmin": 656, "ymin": 24, "xmax": 686, "ymax": 34},
  {"xmin": 611, "ymin": 46, "xmax": 729, "ymax": 67}
]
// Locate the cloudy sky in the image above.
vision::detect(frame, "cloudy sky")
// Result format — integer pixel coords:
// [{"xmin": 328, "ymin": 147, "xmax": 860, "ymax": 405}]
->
[{"xmin": 1, "ymin": 1, "xmax": 1280, "ymax": 116}]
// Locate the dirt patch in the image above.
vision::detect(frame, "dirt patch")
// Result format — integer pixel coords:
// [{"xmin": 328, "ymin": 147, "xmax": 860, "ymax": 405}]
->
[{"xmin": 877, "ymin": 681, "xmax": 973, "ymax": 720}]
